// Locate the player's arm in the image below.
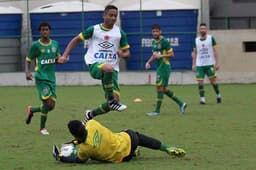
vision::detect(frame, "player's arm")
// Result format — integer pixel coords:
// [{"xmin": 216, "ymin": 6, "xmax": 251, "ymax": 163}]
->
[
  {"xmin": 160, "ymin": 39, "xmax": 174, "ymax": 58},
  {"xmin": 25, "ymin": 43, "xmax": 38, "ymax": 80},
  {"xmin": 192, "ymin": 40, "xmax": 197, "ymax": 71},
  {"xmin": 212, "ymin": 37, "xmax": 219, "ymax": 71},
  {"xmin": 145, "ymin": 54, "xmax": 155, "ymax": 70},
  {"xmin": 58, "ymin": 26, "xmax": 94, "ymax": 63},
  {"xmin": 118, "ymin": 30, "xmax": 130, "ymax": 58}
]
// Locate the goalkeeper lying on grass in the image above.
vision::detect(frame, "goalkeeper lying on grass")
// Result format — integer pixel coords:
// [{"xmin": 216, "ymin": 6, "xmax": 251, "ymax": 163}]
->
[{"xmin": 53, "ymin": 119, "xmax": 185, "ymax": 163}]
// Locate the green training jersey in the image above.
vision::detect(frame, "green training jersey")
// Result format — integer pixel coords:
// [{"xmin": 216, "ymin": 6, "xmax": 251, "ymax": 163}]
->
[
  {"xmin": 26, "ymin": 39, "xmax": 60, "ymax": 82},
  {"xmin": 152, "ymin": 37, "xmax": 173, "ymax": 67}
]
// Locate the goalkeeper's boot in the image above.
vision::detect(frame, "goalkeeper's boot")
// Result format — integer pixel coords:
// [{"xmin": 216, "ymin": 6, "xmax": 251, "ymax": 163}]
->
[
  {"xmin": 179, "ymin": 102, "xmax": 187, "ymax": 114},
  {"xmin": 166, "ymin": 147, "xmax": 186, "ymax": 157},
  {"xmin": 25, "ymin": 105, "xmax": 33, "ymax": 124},
  {"xmin": 108, "ymin": 99, "xmax": 127, "ymax": 112}
]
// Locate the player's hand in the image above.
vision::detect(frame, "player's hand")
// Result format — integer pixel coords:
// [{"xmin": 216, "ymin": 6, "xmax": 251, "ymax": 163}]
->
[
  {"xmin": 53, "ymin": 145, "xmax": 61, "ymax": 161},
  {"xmin": 192, "ymin": 65, "xmax": 196, "ymax": 72},
  {"xmin": 26, "ymin": 72, "xmax": 33, "ymax": 80},
  {"xmin": 58, "ymin": 56, "xmax": 68, "ymax": 64},
  {"xmin": 145, "ymin": 62, "xmax": 151, "ymax": 70},
  {"xmin": 214, "ymin": 64, "xmax": 220, "ymax": 71}
]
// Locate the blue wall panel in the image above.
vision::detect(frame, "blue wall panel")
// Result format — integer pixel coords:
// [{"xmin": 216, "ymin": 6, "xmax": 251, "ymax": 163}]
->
[
  {"xmin": 0, "ymin": 14, "xmax": 22, "ymax": 36},
  {"xmin": 30, "ymin": 11, "xmax": 103, "ymax": 71},
  {"xmin": 120, "ymin": 10, "xmax": 198, "ymax": 70}
]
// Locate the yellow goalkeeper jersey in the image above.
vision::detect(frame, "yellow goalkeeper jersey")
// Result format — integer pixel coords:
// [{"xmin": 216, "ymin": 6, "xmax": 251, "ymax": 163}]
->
[{"xmin": 78, "ymin": 120, "xmax": 131, "ymax": 163}]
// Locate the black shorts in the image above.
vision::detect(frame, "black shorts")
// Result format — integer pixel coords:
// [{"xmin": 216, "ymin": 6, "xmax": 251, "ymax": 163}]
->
[{"xmin": 122, "ymin": 129, "xmax": 139, "ymax": 162}]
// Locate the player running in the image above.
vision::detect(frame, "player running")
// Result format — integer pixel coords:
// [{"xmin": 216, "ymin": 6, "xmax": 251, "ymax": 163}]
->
[
  {"xmin": 58, "ymin": 5, "xmax": 130, "ymax": 121},
  {"xmin": 25, "ymin": 22, "xmax": 61, "ymax": 135}
]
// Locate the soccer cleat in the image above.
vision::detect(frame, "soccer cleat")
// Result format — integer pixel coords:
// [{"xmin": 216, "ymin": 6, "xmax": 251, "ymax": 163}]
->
[
  {"xmin": 217, "ymin": 97, "xmax": 222, "ymax": 104},
  {"xmin": 108, "ymin": 99, "xmax": 127, "ymax": 112},
  {"xmin": 25, "ymin": 105, "xmax": 33, "ymax": 124},
  {"xmin": 82, "ymin": 110, "xmax": 92, "ymax": 125},
  {"xmin": 166, "ymin": 147, "xmax": 186, "ymax": 157},
  {"xmin": 179, "ymin": 102, "xmax": 187, "ymax": 114},
  {"xmin": 200, "ymin": 97, "xmax": 206, "ymax": 105},
  {"xmin": 132, "ymin": 147, "xmax": 140, "ymax": 157},
  {"xmin": 217, "ymin": 94, "xmax": 222, "ymax": 104},
  {"xmin": 40, "ymin": 128, "xmax": 49, "ymax": 135},
  {"xmin": 146, "ymin": 111, "xmax": 159, "ymax": 116}
]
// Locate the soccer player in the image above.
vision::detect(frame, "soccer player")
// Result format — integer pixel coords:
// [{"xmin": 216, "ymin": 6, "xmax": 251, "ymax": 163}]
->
[
  {"xmin": 25, "ymin": 22, "xmax": 61, "ymax": 135},
  {"xmin": 58, "ymin": 5, "xmax": 130, "ymax": 121},
  {"xmin": 52, "ymin": 119, "xmax": 186, "ymax": 163},
  {"xmin": 145, "ymin": 24, "xmax": 187, "ymax": 116},
  {"xmin": 192, "ymin": 23, "xmax": 221, "ymax": 104}
]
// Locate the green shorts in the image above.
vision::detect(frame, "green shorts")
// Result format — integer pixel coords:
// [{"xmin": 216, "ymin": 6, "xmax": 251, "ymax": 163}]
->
[
  {"xmin": 196, "ymin": 65, "xmax": 216, "ymax": 80},
  {"xmin": 89, "ymin": 62, "xmax": 120, "ymax": 96},
  {"xmin": 35, "ymin": 79, "xmax": 56, "ymax": 101},
  {"xmin": 156, "ymin": 65, "xmax": 171, "ymax": 87}
]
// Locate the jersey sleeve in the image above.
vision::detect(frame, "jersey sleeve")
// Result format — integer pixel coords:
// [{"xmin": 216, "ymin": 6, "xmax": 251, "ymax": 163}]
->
[
  {"xmin": 26, "ymin": 42, "xmax": 38, "ymax": 62},
  {"xmin": 79, "ymin": 26, "xmax": 94, "ymax": 40},
  {"xmin": 120, "ymin": 29, "xmax": 130, "ymax": 49},
  {"xmin": 163, "ymin": 39, "xmax": 172, "ymax": 52},
  {"xmin": 212, "ymin": 36, "xmax": 217, "ymax": 47},
  {"xmin": 193, "ymin": 39, "xmax": 197, "ymax": 49}
]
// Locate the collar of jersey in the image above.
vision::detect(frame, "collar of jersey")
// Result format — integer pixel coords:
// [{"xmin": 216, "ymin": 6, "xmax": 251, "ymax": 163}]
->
[
  {"xmin": 38, "ymin": 39, "xmax": 51, "ymax": 46},
  {"xmin": 100, "ymin": 24, "xmax": 113, "ymax": 31}
]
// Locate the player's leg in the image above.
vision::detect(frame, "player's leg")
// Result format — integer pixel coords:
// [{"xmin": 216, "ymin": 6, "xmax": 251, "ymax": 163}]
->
[
  {"xmin": 146, "ymin": 70, "xmax": 163, "ymax": 116},
  {"xmin": 25, "ymin": 80, "xmax": 44, "ymax": 124},
  {"xmin": 124, "ymin": 129, "xmax": 185, "ymax": 159},
  {"xmin": 196, "ymin": 66, "xmax": 206, "ymax": 104},
  {"xmin": 207, "ymin": 66, "xmax": 221, "ymax": 103}
]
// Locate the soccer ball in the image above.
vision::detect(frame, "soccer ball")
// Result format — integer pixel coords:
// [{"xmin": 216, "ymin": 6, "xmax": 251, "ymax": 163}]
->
[{"xmin": 60, "ymin": 144, "xmax": 78, "ymax": 158}]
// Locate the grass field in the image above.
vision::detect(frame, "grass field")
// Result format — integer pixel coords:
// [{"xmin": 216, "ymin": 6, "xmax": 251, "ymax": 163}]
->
[{"xmin": 1, "ymin": 84, "xmax": 256, "ymax": 170}]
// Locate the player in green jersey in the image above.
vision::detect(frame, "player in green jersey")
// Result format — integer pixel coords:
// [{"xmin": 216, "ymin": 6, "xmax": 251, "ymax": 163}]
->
[
  {"xmin": 58, "ymin": 5, "xmax": 130, "ymax": 121},
  {"xmin": 52, "ymin": 119, "xmax": 185, "ymax": 163},
  {"xmin": 25, "ymin": 22, "xmax": 61, "ymax": 135},
  {"xmin": 192, "ymin": 23, "xmax": 221, "ymax": 104},
  {"xmin": 145, "ymin": 24, "xmax": 187, "ymax": 116}
]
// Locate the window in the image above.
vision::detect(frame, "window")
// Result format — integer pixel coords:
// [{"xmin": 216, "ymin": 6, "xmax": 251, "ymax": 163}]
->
[{"xmin": 243, "ymin": 41, "xmax": 256, "ymax": 52}]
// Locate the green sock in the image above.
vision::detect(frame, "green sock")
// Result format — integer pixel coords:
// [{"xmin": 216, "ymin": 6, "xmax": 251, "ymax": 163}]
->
[
  {"xmin": 103, "ymin": 72, "xmax": 114, "ymax": 99},
  {"xmin": 155, "ymin": 91, "xmax": 163, "ymax": 113},
  {"xmin": 30, "ymin": 106, "xmax": 41, "ymax": 113},
  {"xmin": 213, "ymin": 84, "xmax": 220, "ymax": 94},
  {"xmin": 165, "ymin": 90, "xmax": 183, "ymax": 106},
  {"xmin": 93, "ymin": 102, "xmax": 111, "ymax": 116},
  {"xmin": 160, "ymin": 143, "xmax": 170, "ymax": 152},
  {"xmin": 40, "ymin": 113, "xmax": 47, "ymax": 129},
  {"xmin": 198, "ymin": 85, "xmax": 205, "ymax": 97}
]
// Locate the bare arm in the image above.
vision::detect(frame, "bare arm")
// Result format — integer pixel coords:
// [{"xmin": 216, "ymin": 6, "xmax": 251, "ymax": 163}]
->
[
  {"xmin": 25, "ymin": 59, "xmax": 33, "ymax": 80},
  {"xmin": 213, "ymin": 46, "xmax": 219, "ymax": 71},
  {"xmin": 192, "ymin": 48, "xmax": 197, "ymax": 71},
  {"xmin": 58, "ymin": 35, "xmax": 83, "ymax": 63},
  {"xmin": 118, "ymin": 48, "xmax": 130, "ymax": 59}
]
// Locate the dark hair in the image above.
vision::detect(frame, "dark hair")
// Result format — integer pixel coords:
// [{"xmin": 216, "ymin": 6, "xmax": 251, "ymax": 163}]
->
[
  {"xmin": 38, "ymin": 22, "xmax": 51, "ymax": 31},
  {"xmin": 104, "ymin": 5, "xmax": 118, "ymax": 14},
  {"xmin": 151, "ymin": 24, "xmax": 161, "ymax": 30},
  {"xmin": 68, "ymin": 120, "xmax": 87, "ymax": 140},
  {"xmin": 200, "ymin": 23, "xmax": 207, "ymax": 27}
]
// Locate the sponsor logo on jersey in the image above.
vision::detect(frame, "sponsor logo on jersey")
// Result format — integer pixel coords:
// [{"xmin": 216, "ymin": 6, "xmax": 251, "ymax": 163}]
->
[
  {"xmin": 52, "ymin": 47, "xmax": 56, "ymax": 53},
  {"xmin": 41, "ymin": 58, "xmax": 56, "ymax": 65},
  {"xmin": 98, "ymin": 41, "xmax": 114, "ymax": 49},
  {"xmin": 93, "ymin": 52, "xmax": 117, "ymax": 60}
]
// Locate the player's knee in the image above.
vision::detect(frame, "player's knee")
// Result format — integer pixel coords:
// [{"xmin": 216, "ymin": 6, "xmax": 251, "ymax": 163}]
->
[
  {"xmin": 43, "ymin": 99, "xmax": 55, "ymax": 111},
  {"xmin": 102, "ymin": 64, "xmax": 113, "ymax": 72}
]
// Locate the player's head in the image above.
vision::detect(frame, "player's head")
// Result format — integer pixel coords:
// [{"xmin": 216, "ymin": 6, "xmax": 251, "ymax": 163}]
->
[
  {"xmin": 151, "ymin": 24, "xmax": 162, "ymax": 40},
  {"xmin": 199, "ymin": 23, "xmax": 207, "ymax": 37},
  {"xmin": 103, "ymin": 5, "xmax": 118, "ymax": 28},
  {"xmin": 38, "ymin": 22, "xmax": 51, "ymax": 39},
  {"xmin": 68, "ymin": 120, "xmax": 87, "ymax": 142}
]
